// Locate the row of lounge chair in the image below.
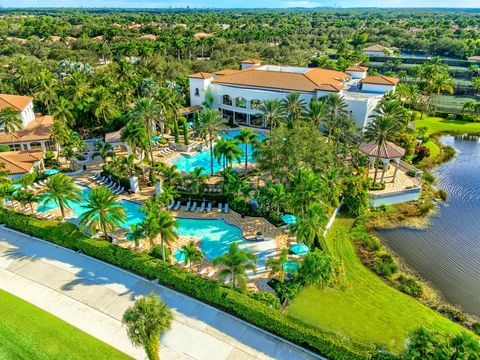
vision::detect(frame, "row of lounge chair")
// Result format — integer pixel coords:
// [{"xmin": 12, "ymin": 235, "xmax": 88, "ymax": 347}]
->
[
  {"xmin": 176, "ymin": 185, "xmax": 222, "ymax": 193},
  {"xmin": 167, "ymin": 199, "xmax": 229, "ymax": 213},
  {"xmin": 156, "ymin": 148, "xmax": 174, "ymax": 157},
  {"xmin": 90, "ymin": 173, "xmax": 125, "ymax": 194}
]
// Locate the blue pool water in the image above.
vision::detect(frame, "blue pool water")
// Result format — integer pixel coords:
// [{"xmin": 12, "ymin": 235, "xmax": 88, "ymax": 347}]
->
[
  {"xmin": 38, "ymin": 186, "xmax": 246, "ymax": 260},
  {"xmin": 169, "ymin": 129, "xmax": 265, "ymax": 173}
]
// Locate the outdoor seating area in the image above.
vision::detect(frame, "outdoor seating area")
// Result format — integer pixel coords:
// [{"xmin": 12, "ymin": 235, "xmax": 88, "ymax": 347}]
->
[{"xmin": 90, "ymin": 173, "xmax": 125, "ymax": 194}]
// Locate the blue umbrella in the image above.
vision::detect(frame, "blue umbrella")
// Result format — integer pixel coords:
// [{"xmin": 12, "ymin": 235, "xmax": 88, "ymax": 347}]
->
[
  {"xmin": 151, "ymin": 135, "xmax": 162, "ymax": 142},
  {"xmin": 173, "ymin": 248, "xmax": 187, "ymax": 263},
  {"xmin": 12, "ymin": 183, "xmax": 22, "ymax": 189},
  {"xmin": 186, "ymin": 121, "xmax": 194, "ymax": 127},
  {"xmin": 281, "ymin": 214, "xmax": 297, "ymax": 225},
  {"xmin": 289, "ymin": 243, "xmax": 309, "ymax": 256},
  {"xmin": 44, "ymin": 169, "xmax": 60, "ymax": 176},
  {"xmin": 282, "ymin": 259, "xmax": 299, "ymax": 274}
]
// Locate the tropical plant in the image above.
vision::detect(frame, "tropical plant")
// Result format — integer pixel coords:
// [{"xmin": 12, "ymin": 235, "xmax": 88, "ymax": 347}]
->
[
  {"xmin": 259, "ymin": 99, "xmax": 285, "ymax": 131},
  {"xmin": 194, "ymin": 108, "xmax": 226, "ymax": 175},
  {"xmin": 234, "ymin": 128, "xmax": 260, "ymax": 172},
  {"xmin": 281, "ymin": 92, "xmax": 306, "ymax": 124},
  {"xmin": 122, "ymin": 294, "xmax": 172, "ymax": 360},
  {"xmin": 79, "ymin": 186, "xmax": 127, "ymax": 241},
  {"xmin": 306, "ymin": 98, "xmax": 329, "ymax": 129},
  {"xmin": 13, "ymin": 189, "xmax": 37, "ymax": 214},
  {"xmin": 127, "ymin": 223, "xmax": 146, "ymax": 250},
  {"xmin": 298, "ymin": 249, "xmax": 336, "ymax": 287},
  {"xmin": 266, "ymin": 249, "xmax": 290, "ymax": 283},
  {"xmin": 322, "ymin": 94, "xmax": 348, "ymax": 137},
  {"xmin": 294, "ymin": 203, "xmax": 329, "ymax": 251},
  {"xmin": 140, "ymin": 208, "xmax": 178, "ymax": 261},
  {"xmin": 185, "ymin": 167, "xmax": 207, "ymax": 195},
  {"xmin": 213, "ymin": 242, "xmax": 257, "ymax": 290},
  {"xmin": 181, "ymin": 241, "xmax": 204, "ymax": 268},
  {"xmin": 121, "ymin": 120, "xmax": 148, "ymax": 156},
  {"xmin": 0, "ymin": 108, "xmax": 22, "ymax": 143},
  {"xmin": 132, "ymin": 97, "xmax": 161, "ymax": 165},
  {"xmin": 41, "ymin": 173, "xmax": 82, "ymax": 219},
  {"xmin": 92, "ymin": 141, "xmax": 115, "ymax": 163}
]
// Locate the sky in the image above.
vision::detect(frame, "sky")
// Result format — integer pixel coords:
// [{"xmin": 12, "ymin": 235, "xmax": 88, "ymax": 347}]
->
[{"xmin": 0, "ymin": 0, "xmax": 479, "ymax": 8}]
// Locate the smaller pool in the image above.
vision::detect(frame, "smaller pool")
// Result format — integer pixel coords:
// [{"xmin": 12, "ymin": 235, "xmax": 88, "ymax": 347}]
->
[{"xmin": 169, "ymin": 129, "xmax": 266, "ymax": 174}]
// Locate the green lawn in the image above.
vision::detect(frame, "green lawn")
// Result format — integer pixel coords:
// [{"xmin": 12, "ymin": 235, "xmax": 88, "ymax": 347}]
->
[
  {"xmin": 0, "ymin": 290, "xmax": 131, "ymax": 360},
  {"xmin": 287, "ymin": 218, "xmax": 468, "ymax": 354},
  {"xmin": 415, "ymin": 114, "xmax": 480, "ymax": 135}
]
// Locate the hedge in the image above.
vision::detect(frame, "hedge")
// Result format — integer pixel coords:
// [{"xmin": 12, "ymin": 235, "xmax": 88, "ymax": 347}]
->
[{"xmin": 0, "ymin": 209, "xmax": 387, "ymax": 360}]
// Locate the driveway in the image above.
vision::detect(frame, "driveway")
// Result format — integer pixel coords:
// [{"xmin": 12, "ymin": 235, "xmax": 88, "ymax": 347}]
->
[{"xmin": 0, "ymin": 226, "xmax": 322, "ymax": 360}]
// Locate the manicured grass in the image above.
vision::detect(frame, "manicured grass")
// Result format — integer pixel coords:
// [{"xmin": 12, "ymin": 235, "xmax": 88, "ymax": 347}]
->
[
  {"xmin": 414, "ymin": 114, "xmax": 480, "ymax": 135},
  {"xmin": 0, "ymin": 290, "xmax": 131, "ymax": 360},
  {"xmin": 287, "ymin": 217, "xmax": 468, "ymax": 354},
  {"xmin": 423, "ymin": 140, "xmax": 440, "ymax": 158}
]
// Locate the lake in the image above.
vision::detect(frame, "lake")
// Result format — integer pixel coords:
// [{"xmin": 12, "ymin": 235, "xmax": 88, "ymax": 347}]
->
[{"xmin": 379, "ymin": 136, "xmax": 480, "ymax": 316}]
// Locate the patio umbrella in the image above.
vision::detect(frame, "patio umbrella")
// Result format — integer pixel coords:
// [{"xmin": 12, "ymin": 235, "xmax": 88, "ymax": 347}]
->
[
  {"xmin": 173, "ymin": 248, "xmax": 187, "ymax": 263},
  {"xmin": 281, "ymin": 214, "xmax": 297, "ymax": 225},
  {"xmin": 151, "ymin": 135, "xmax": 162, "ymax": 142},
  {"xmin": 44, "ymin": 169, "xmax": 60, "ymax": 176},
  {"xmin": 282, "ymin": 259, "xmax": 299, "ymax": 274},
  {"xmin": 289, "ymin": 243, "xmax": 309, "ymax": 256}
]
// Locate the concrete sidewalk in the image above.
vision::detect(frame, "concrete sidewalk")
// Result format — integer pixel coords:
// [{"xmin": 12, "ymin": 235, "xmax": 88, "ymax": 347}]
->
[{"xmin": 0, "ymin": 226, "xmax": 322, "ymax": 360}]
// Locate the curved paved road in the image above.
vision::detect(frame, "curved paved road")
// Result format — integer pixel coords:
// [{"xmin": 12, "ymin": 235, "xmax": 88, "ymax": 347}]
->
[{"xmin": 0, "ymin": 226, "xmax": 322, "ymax": 360}]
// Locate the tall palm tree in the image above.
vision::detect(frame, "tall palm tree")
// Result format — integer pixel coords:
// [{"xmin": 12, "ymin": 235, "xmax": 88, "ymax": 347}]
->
[
  {"xmin": 140, "ymin": 208, "xmax": 178, "ymax": 261},
  {"xmin": 119, "ymin": 153, "xmax": 142, "ymax": 179},
  {"xmin": 268, "ymin": 183, "xmax": 287, "ymax": 213},
  {"xmin": 234, "ymin": 128, "xmax": 260, "ymax": 172},
  {"xmin": 266, "ymin": 249, "xmax": 289, "ymax": 283},
  {"xmin": 91, "ymin": 86, "xmax": 120, "ymax": 127},
  {"xmin": 132, "ymin": 98, "xmax": 161, "ymax": 165},
  {"xmin": 13, "ymin": 189, "xmax": 37, "ymax": 214},
  {"xmin": 289, "ymin": 168, "xmax": 324, "ymax": 218},
  {"xmin": 92, "ymin": 141, "xmax": 115, "ymax": 164},
  {"xmin": 185, "ymin": 167, "xmax": 207, "ymax": 195},
  {"xmin": 213, "ymin": 242, "xmax": 257, "ymax": 290},
  {"xmin": 365, "ymin": 112, "xmax": 403, "ymax": 184},
  {"xmin": 222, "ymin": 139, "xmax": 243, "ymax": 169},
  {"xmin": 41, "ymin": 173, "xmax": 82, "ymax": 219},
  {"xmin": 259, "ymin": 99, "xmax": 285, "ymax": 131},
  {"xmin": 121, "ymin": 120, "xmax": 148, "ymax": 156},
  {"xmin": 0, "ymin": 108, "xmax": 22, "ymax": 143},
  {"xmin": 322, "ymin": 94, "xmax": 348, "ymax": 137},
  {"xmin": 127, "ymin": 223, "xmax": 146, "ymax": 250},
  {"xmin": 79, "ymin": 186, "xmax": 127, "ymax": 241},
  {"xmin": 307, "ymin": 98, "xmax": 329, "ymax": 129},
  {"xmin": 50, "ymin": 120, "xmax": 71, "ymax": 155},
  {"xmin": 194, "ymin": 109, "xmax": 226, "ymax": 175},
  {"xmin": 51, "ymin": 97, "xmax": 75, "ymax": 126},
  {"xmin": 181, "ymin": 241, "xmax": 204, "ymax": 268},
  {"xmin": 281, "ymin": 92, "xmax": 306, "ymax": 125},
  {"xmin": 161, "ymin": 165, "xmax": 181, "ymax": 187},
  {"xmin": 213, "ymin": 137, "xmax": 229, "ymax": 170},
  {"xmin": 294, "ymin": 203, "xmax": 329, "ymax": 251},
  {"xmin": 122, "ymin": 294, "xmax": 172, "ymax": 360}
]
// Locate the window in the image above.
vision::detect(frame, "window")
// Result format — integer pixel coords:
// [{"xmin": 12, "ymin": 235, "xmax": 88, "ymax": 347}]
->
[
  {"xmin": 30, "ymin": 142, "xmax": 42, "ymax": 150},
  {"xmin": 9, "ymin": 144, "xmax": 21, "ymax": 151},
  {"xmin": 250, "ymin": 114, "xmax": 264, "ymax": 128},
  {"xmin": 194, "ymin": 88, "xmax": 200, "ymax": 96},
  {"xmin": 235, "ymin": 97, "xmax": 247, "ymax": 109},
  {"xmin": 222, "ymin": 95, "xmax": 233, "ymax": 106},
  {"xmin": 250, "ymin": 99, "xmax": 261, "ymax": 109}
]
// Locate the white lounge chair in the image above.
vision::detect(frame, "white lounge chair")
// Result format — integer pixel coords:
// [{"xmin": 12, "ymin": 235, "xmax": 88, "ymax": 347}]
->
[
  {"xmin": 199, "ymin": 268, "xmax": 208, "ymax": 275},
  {"xmin": 174, "ymin": 201, "xmax": 181, "ymax": 210},
  {"xmin": 115, "ymin": 187, "xmax": 124, "ymax": 194},
  {"xmin": 207, "ymin": 203, "xmax": 212, "ymax": 213},
  {"xmin": 185, "ymin": 201, "xmax": 191, "ymax": 211},
  {"xmin": 206, "ymin": 270, "xmax": 216, "ymax": 278},
  {"xmin": 224, "ymin": 203, "xmax": 229, "ymax": 213},
  {"xmin": 168, "ymin": 200, "xmax": 175, "ymax": 210},
  {"xmin": 199, "ymin": 201, "xmax": 205, "ymax": 212},
  {"xmin": 217, "ymin": 203, "xmax": 223, "ymax": 213},
  {"xmin": 190, "ymin": 201, "xmax": 197, "ymax": 212}
]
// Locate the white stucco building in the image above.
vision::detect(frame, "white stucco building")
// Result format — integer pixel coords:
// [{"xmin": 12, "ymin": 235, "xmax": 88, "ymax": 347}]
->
[
  {"xmin": 188, "ymin": 60, "xmax": 399, "ymax": 130},
  {"xmin": 362, "ymin": 44, "xmax": 394, "ymax": 57},
  {"xmin": 0, "ymin": 94, "xmax": 55, "ymax": 151}
]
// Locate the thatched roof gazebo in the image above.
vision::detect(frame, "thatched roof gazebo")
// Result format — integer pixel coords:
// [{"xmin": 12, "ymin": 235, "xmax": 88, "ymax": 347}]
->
[{"xmin": 360, "ymin": 141, "xmax": 406, "ymax": 184}]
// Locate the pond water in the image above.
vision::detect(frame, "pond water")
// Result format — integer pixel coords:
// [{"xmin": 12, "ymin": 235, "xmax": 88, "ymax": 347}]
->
[{"xmin": 379, "ymin": 136, "xmax": 480, "ymax": 316}]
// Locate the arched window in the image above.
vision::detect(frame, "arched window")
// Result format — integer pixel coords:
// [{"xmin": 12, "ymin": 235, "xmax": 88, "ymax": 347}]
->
[
  {"xmin": 250, "ymin": 99, "xmax": 261, "ymax": 109},
  {"xmin": 194, "ymin": 88, "xmax": 200, "ymax": 96},
  {"xmin": 235, "ymin": 97, "xmax": 246, "ymax": 108},
  {"xmin": 222, "ymin": 95, "xmax": 233, "ymax": 106}
]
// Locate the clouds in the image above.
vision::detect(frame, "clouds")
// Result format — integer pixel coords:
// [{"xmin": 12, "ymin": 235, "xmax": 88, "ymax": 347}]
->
[{"xmin": 1, "ymin": 0, "xmax": 479, "ymax": 7}]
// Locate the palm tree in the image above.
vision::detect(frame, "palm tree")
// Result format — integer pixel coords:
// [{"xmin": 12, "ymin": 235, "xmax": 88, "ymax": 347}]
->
[
  {"xmin": 121, "ymin": 120, "xmax": 148, "ymax": 156},
  {"xmin": 127, "ymin": 223, "xmax": 145, "ymax": 250},
  {"xmin": 161, "ymin": 165, "xmax": 182, "ymax": 187},
  {"xmin": 268, "ymin": 183, "xmax": 287, "ymax": 213},
  {"xmin": 213, "ymin": 137, "xmax": 228, "ymax": 170},
  {"xmin": 79, "ymin": 186, "xmax": 127, "ymax": 241},
  {"xmin": 213, "ymin": 242, "xmax": 257, "ymax": 290},
  {"xmin": 140, "ymin": 209, "xmax": 178, "ymax": 261},
  {"xmin": 258, "ymin": 99, "xmax": 285, "ymax": 131},
  {"xmin": 298, "ymin": 249, "xmax": 336, "ymax": 287},
  {"xmin": 322, "ymin": 94, "xmax": 348, "ymax": 137},
  {"xmin": 365, "ymin": 112, "xmax": 403, "ymax": 184},
  {"xmin": 234, "ymin": 128, "xmax": 260, "ymax": 172},
  {"xmin": 222, "ymin": 139, "xmax": 243, "ymax": 169},
  {"xmin": 92, "ymin": 141, "xmax": 115, "ymax": 164},
  {"xmin": 41, "ymin": 173, "xmax": 82, "ymax": 219},
  {"xmin": 132, "ymin": 98, "xmax": 161, "ymax": 165},
  {"xmin": 294, "ymin": 203, "xmax": 329, "ymax": 251},
  {"xmin": 281, "ymin": 92, "xmax": 306, "ymax": 125},
  {"xmin": 306, "ymin": 98, "xmax": 329, "ymax": 129},
  {"xmin": 51, "ymin": 97, "xmax": 75, "ymax": 126},
  {"xmin": 195, "ymin": 109, "xmax": 226, "ymax": 175},
  {"xmin": 185, "ymin": 167, "xmax": 207, "ymax": 195},
  {"xmin": 289, "ymin": 168, "xmax": 324, "ymax": 218},
  {"xmin": 181, "ymin": 241, "xmax": 204, "ymax": 268},
  {"xmin": 122, "ymin": 294, "xmax": 172, "ymax": 360},
  {"xmin": 13, "ymin": 189, "xmax": 37, "ymax": 214},
  {"xmin": 0, "ymin": 183, "xmax": 14, "ymax": 209},
  {"xmin": 266, "ymin": 249, "xmax": 289, "ymax": 283},
  {"xmin": 119, "ymin": 153, "xmax": 142, "ymax": 179},
  {"xmin": 0, "ymin": 108, "xmax": 22, "ymax": 145}
]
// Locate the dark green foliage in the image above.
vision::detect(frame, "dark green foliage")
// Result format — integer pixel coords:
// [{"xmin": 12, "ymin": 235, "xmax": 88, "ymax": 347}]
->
[
  {"xmin": 149, "ymin": 245, "xmax": 171, "ymax": 260},
  {"xmin": 396, "ymin": 276, "xmax": 423, "ymax": 298},
  {"xmin": 0, "ymin": 209, "xmax": 379, "ymax": 359},
  {"xmin": 351, "ymin": 226, "xmax": 381, "ymax": 251},
  {"xmin": 372, "ymin": 253, "xmax": 398, "ymax": 277},
  {"xmin": 472, "ymin": 322, "xmax": 480, "ymax": 336}
]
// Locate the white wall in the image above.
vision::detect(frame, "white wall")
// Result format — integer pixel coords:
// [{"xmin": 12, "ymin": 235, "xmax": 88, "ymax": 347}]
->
[
  {"xmin": 18, "ymin": 101, "xmax": 35, "ymax": 129},
  {"xmin": 189, "ymin": 77, "xmax": 213, "ymax": 106},
  {"xmin": 346, "ymin": 70, "xmax": 367, "ymax": 79},
  {"xmin": 364, "ymin": 50, "xmax": 393, "ymax": 57},
  {"xmin": 241, "ymin": 62, "xmax": 260, "ymax": 70},
  {"xmin": 344, "ymin": 97, "xmax": 381, "ymax": 130},
  {"xmin": 362, "ymin": 83, "xmax": 396, "ymax": 93}
]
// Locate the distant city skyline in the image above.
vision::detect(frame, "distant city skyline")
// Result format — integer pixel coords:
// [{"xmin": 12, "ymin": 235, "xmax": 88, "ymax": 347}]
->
[{"xmin": 0, "ymin": 0, "xmax": 479, "ymax": 9}]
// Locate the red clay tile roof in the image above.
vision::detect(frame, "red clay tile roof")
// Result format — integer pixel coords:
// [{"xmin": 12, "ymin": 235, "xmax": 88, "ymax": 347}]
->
[
  {"xmin": 0, "ymin": 94, "xmax": 32, "ymax": 111},
  {"xmin": 179, "ymin": 105, "xmax": 202, "ymax": 115},
  {"xmin": 0, "ymin": 150, "xmax": 43, "ymax": 175},
  {"xmin": 0, "ymin": 115, "xmax": 53, "ymax": 144},
  {"xmin": 188, "ymin": 72, "xmax": 215, "ymax": 79},
  {"xmin": 346, "ymin": 66, "xmax": 369, "ymax": 72},
  {"xmin": 214, "ymin": 69, "xmax": 242, "ymax": 76},
  {"xmin": 212, "ymin": 67, "xmax": 348, "ymax": 92},
  {"xmin": 361, "ymin": 75, "xmax": 400, "ymax": 86},
  {"xmin": 360, "ymin": 141, "xmax": 405, "ymax": 159},
  {"xmin": 363, "ymin": 44, "xmax": 391, "ymax": 52},
  {"xmin": 240, "ymin": 59, "xmax": 262, "ymax": 64}
]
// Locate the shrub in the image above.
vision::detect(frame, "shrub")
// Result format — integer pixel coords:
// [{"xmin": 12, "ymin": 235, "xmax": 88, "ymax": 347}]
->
[
  {"xmin": 396, "ymin": 276, "xmax": 423, "ymax": 298},
  {"xmin": 372, "ymin": 253, "xmax": 398, "ymax": 277},
  {"xmin": 0, "ymin": 208, "xmax": 377, "ymax": 359},
  {"xmin": 368, "ymin": 180, "xmax": 385, "ymax": 191},
  {"xmin": 149, "ymin": 245, "xmax": 171, "ymax": 260},
  {"xmin": 406, "ymin": 170, "xmax": 416, "ymax": 177},
  {"xmin": 0, "ymin": 145, "xmax": 11, "ymax": 152},
  {"xmin": 352, "ymin": 229, "xmax": 381, "ymax": 251},
  {"xmin": 439, "ymin": 306, "xmax": 468, "ymax": 323},
  {"xmin": 472, "ymin": 322, "xmax": 480, "ymax": 336},
  {"xmin": 436, "ymin": 189, "xmax": 448, "ymax": 201}
]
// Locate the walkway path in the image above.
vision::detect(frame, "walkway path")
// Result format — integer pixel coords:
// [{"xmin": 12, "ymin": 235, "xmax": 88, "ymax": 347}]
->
[{"xmin": 0, "ymin": 226, "xmax": 322, "ymax": 360}]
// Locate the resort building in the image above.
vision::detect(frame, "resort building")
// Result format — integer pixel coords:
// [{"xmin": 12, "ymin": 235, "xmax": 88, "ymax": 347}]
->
[
  {"xmin": 0, "ymin": 150, "xmax": 44, "ymax": 179},
  {"xmin": 0, "ymin": 94, "xmax": 55, "ymax": 152},
  {"xmin": 467, "ymin": 55, "xmax": 480, "ymax": 63},
  {"xmin": 362, "ymin": 44, "xmax": 394, "ymax": 57},
  {"xmin": 188, "ymin": 60, "xmax": 399, "ymax": 130}
]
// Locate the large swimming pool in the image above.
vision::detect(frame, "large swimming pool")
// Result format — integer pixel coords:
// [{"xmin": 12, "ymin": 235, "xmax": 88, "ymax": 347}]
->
[
  {"xmin": 169, "ymin": 129, "xmax": 266, "ymax": 173},
  {"xmin": 38, "ymin": 186, "xmax": 248, "ymax": 260}
]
